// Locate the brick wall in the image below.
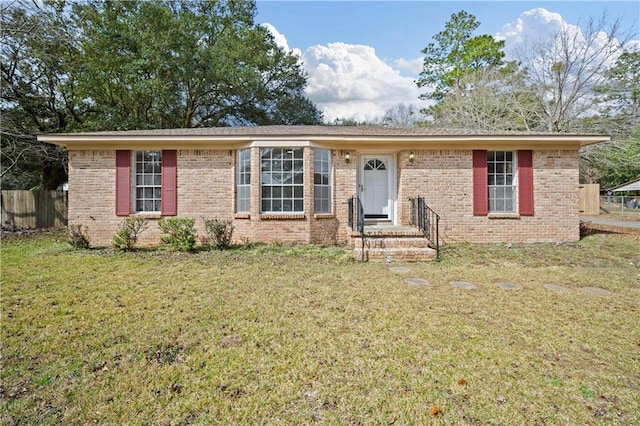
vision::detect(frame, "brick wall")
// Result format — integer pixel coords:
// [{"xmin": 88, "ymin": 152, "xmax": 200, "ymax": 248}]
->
[
  {"xmin": 68, "ymin": 150, "xmax": 120, "ymax": 245},
  {"xmin": 68, "ymin": 147, "xmax": 581, "ymax": 247},
  {"xmin": 332, "ymin": 149, "xmax": 358, "ymax": 242},
  {"xmin": 177, "ymin": 149, "xmax": 234, "ymax": 245},
  {"xmin": 396, "ymin": 149, "xmax": 580, "ymax": 243},
  {"xmin": 70, "ymin": 149, "xmax": 236, "ymax": 246}
]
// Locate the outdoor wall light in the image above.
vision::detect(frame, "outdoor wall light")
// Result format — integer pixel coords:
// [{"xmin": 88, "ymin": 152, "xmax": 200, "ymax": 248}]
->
[
  {"xmin": 345, "ymin": 152, "xmax": 350, "ymax": 163},
  {"xmin": 409, "ymin": 152, "xmax": 415, "ymax": 162}
]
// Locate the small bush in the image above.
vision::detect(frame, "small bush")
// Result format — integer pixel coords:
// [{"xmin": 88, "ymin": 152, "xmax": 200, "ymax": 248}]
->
[
  {"xmin": 67, "ymin": 225, "xmax": 90, "ymax": 249},
  {"xmin": 158, "ymin": 218, "xmax": 196, "ymax": 252},
  {"xmin": 112, "ymin": 217, "xmax": 148, "ymax": 251},
  {"xmin": 204, "ymin": 218, "xmax": 234, "ymax": 250}
]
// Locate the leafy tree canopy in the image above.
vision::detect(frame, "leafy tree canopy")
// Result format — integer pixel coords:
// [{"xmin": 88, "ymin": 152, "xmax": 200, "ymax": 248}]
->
[
  {"xmin": 580, "ymin": 135, "xmax": 640, "ymax": 188},
  {"xmin": 416, "ymin": 11, "xmax": 505, "ymax": 106},
  {"xmin": 593, "ymin": 50, "xmax": 640, "ymax": 137},
  {"xmin": 73, "ymin": 0, "xmax": 322, "ymax": 129},
  {"xmin": 1, "ymin": 0, "xmax": 322, "ymax": 189}
]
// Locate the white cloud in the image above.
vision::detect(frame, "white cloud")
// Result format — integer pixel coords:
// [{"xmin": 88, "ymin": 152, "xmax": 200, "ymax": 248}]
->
[
  {"xmin": 496, "ymin": 8, "xmax": 569, "ymax": 57},
  {"xmin": 262, "ymin": 23, "xmax": 427, "ymax": 122},
  {"xmin": 302, "ymin": 43, "xmax": 428, "ymax": 122},
  {"xmin": 261, "ymin": 23, "xmax": 302, "ymax": 57},
  {"xmin": 496, "ymin": 8, "xmax": 640, "ymax": 118},
  {"xmin": 391, "ymin": 57, "xmax": 424, "ymax": 75},
  {"xmin": 265, "ymin": 9, "xmax": 640, "ymax": 124},
  {"xmin": 624, "ymin": 39, "xmax": 640, "ymax": 51},
  {"xmin": 496, "ymin": 7, "xmax": 639, "ymax": 64}
]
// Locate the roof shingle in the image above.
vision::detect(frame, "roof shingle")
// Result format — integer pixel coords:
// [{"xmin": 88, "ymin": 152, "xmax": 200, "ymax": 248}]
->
[{"xmin": 45, "ymin": 125, "xmax": 596, "ymax": 138}]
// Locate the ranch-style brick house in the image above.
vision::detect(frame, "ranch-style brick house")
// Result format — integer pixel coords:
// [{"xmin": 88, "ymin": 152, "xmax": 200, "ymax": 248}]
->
[{"xmin": 39, "ymin": 126, "xmax": 608, "ymax": 261}]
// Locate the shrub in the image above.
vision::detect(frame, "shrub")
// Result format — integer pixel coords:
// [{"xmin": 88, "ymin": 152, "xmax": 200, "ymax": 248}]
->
[
  {"xmin": 67, "ymin": 225, "xmax": 90, "ymax": 249},
  {"xmin": 158, "ymin": 218, "xmax": 196, "ymax": 252},
  {"xmin": 204, "ymin": 218, "xmax": 234, "ymax": 250},
  {"xmin": 112, "ymin": 217, "xmax": 148, "ymax": 251}
]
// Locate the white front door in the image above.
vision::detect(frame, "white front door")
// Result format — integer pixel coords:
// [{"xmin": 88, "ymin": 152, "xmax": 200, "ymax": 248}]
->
[{"xmin": 361, "ymin": 156, "xmax": 390, "ymax": 218}]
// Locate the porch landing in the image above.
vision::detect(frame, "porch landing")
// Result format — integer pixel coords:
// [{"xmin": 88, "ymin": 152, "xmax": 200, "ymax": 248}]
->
[{"xmin": 350, "ymin": 221, "xmax": 437, "ymax": 263}]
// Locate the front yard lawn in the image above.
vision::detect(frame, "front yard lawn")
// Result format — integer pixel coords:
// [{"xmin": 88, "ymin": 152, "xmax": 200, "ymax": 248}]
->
[{"xmin": 2, "ymin": 227, "xmax": 639, "ymax": 424}]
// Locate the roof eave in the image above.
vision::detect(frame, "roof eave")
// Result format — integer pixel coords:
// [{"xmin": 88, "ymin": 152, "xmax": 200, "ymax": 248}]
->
[{"xmin": 38, "ymin": 133, "xmax": 610, "ymax": 149}]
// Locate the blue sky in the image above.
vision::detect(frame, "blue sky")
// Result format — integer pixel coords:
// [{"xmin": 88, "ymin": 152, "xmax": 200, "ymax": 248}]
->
[
  {"xmin": 255, "ymin": 1, "xmax": 640, "ymax": 121},
  {"xmin": 257, "ymin": 1, "xmax": 638, "ymax": 62}
]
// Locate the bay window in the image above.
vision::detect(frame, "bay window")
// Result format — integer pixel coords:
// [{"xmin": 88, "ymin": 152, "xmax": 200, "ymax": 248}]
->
[
  {"xmin": 236, "ymin": 149, "xmax": 251, "ymax": 213},
  {"xmin": 314, "ymin": 149, "xmax": 331, "ymax": 213},
  {"xmin": 260, "ymin": 148, "xmax": 304, "ymax": 213}
]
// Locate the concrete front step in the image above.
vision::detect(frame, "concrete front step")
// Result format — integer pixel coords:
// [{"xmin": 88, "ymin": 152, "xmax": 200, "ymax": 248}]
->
[
  {"xmin": 352, "ymin": 236, "xmax": 433, "ymax": 249},
  {"xmin": 349, "ymin": 225, "xmax": 438, "ymax": 262},
  {"xmin": 353, "ymin": 246, "xmax": 437, "ymax": 262},
  {"xmin": 351, "ymin": 235, "xmax": 437, "ymax": 262},
  {"xmin": 351, "ymin": 229, "xmax": 424, "ymax": 238}
]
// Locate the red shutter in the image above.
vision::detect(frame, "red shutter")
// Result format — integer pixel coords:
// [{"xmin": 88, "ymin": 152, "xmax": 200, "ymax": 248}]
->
[
  {"xmin": 161, "ymin": 150, "xmax": 177, "ymax": 216},
  {"xmin": 115, "ymin": 150, "xmax": 131, "ymax": 216},
  {"xmin": 472, "ymin": 150, "xmax": 488, "ymax": 216},
  {"xmin": 518, "ymin": 150, "xmax": 534, "ymax": 216}
]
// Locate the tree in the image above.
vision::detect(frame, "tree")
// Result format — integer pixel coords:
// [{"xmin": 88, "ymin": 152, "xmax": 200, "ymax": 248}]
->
[
  {"xmin": 580, "ymin": 136, "xmax": 640, "ymax": 187},
  {"xmin": 73, "ymin": 0, "xmax": 322, "ymax": 129},
  {"xmin": 378, "ymin": 103, "xmax": 420, "ymax": 127},
  {"xmin": 1, "ymin": 0, "xmax": 322, "ymax": 189},
  {"xmin": 329, "ymin": 117, "xmax": 371, "ymax": 126},
  {"xmin": 416, "ymin": 11, "xmax": 505, "ymax": 106},
  {"xmin": 427, "ymin": 62, "xmax": 542, "ymax": 131},
  {"xmin": 515, "ymin": 13, "xmax": 633, "ymax": 133},
  {"xmin": 591, "ymin": 50, "xmax": 640, "ymax": 138},
  {"xmin": 1, "ymin": 1, "xmax": 80, "ymax": 189}
]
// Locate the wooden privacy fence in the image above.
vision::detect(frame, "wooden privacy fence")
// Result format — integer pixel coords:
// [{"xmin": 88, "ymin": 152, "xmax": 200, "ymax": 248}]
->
[
  {"xmin": 1, "ymin": 190, "xmax": 68, "ymax": 229},
  {"xmin": 578, "ymin": 184, "xmax": 600, "ymax": 216}
]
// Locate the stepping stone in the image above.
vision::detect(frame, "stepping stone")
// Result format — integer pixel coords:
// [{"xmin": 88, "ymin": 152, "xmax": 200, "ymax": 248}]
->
[
  {"xmin": 496, "ymin": 282, "xmax": 521, "ymax": 290},
  {"xmin": 390, "ymin": 267, "xmax": 411, "ymax": 274},
  {"xmin": 450, "ymin": 281, "xmax": 476, "ymax": 290},
  {"xmin": 405, "ymin": 278, "xmax": 429, "ymax": 286},
  {"xmin": 581, "ymin": 286, "xmax": 612, "ymax": 295},
  {"xmin": 543, "ymin": 284, "xmax": 572, "ymax": 293}
]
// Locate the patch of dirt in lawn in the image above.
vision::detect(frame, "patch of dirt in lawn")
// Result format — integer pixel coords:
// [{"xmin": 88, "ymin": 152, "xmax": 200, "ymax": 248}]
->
[{"xmin": 581, "ymin": 222, "xmax": 640, "ymax": 242}]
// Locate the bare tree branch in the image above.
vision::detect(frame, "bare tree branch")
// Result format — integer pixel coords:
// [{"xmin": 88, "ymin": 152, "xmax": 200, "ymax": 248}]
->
[{"xmin": 515, "ymin": 13, "xmax": 634, "ymax": 132}]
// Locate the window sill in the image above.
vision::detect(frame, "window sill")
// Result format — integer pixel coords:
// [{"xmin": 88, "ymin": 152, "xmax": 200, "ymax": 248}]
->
[
  {"xmin": 314, "ymin": 213, "xmax": 335, "ymax": 219},
  {"xmin": 259, "ymin": 213, "xmax": 306, "ymax": 220},
  {"xmin": 131, "ymin": 212, "xmax": 162, "ymax": 219},
  {"xmin": 234, "ymin": 213, "xmax": 250, "ymax": 219},
  {"xmin": 488, "ymin": 212, "xmax": 520, "ymax": 219}
]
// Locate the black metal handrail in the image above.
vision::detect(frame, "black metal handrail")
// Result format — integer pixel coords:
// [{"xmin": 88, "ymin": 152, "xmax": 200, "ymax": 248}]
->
[
  {"xmin": 348, "ymin": 196, "xmax": 366, "ymax": 262},
  {"xmin": 409, "ymin": 197, "xmax": 440, "ymax": 259}
]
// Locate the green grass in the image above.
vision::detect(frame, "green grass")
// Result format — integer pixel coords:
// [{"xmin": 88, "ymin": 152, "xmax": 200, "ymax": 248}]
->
[{"xmin": 2, "ymin": 229, "xmax": 639, "ymax": 424}]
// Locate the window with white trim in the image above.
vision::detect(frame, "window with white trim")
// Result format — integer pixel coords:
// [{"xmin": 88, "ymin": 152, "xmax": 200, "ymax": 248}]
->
[
  {"xmin": 133, "ymin": 150, "xmax": 162, "ymax": 212},
  {"xmin": 314, "ymin": 149, "xmax": 331, "ymax": 213},
  {"xmin": 260, "ymin": 148, "xmax": 304, "ymax": 213},
  {"xmin": 236, "ymin": 149, "xmax": 251, "ymax": 213},
  {"xmin": 488, "ymin": 151, "xmax": 516, "ymax": 212}
]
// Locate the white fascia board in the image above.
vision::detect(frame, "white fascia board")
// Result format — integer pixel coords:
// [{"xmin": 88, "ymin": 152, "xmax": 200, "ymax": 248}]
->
[
  {"xmin": 250, "ymin": 140, "xmax": 312, "ymax": 147},
  {"xmin": 38, "ymin": 133, "xmax": 609, "ymax": 149}
]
